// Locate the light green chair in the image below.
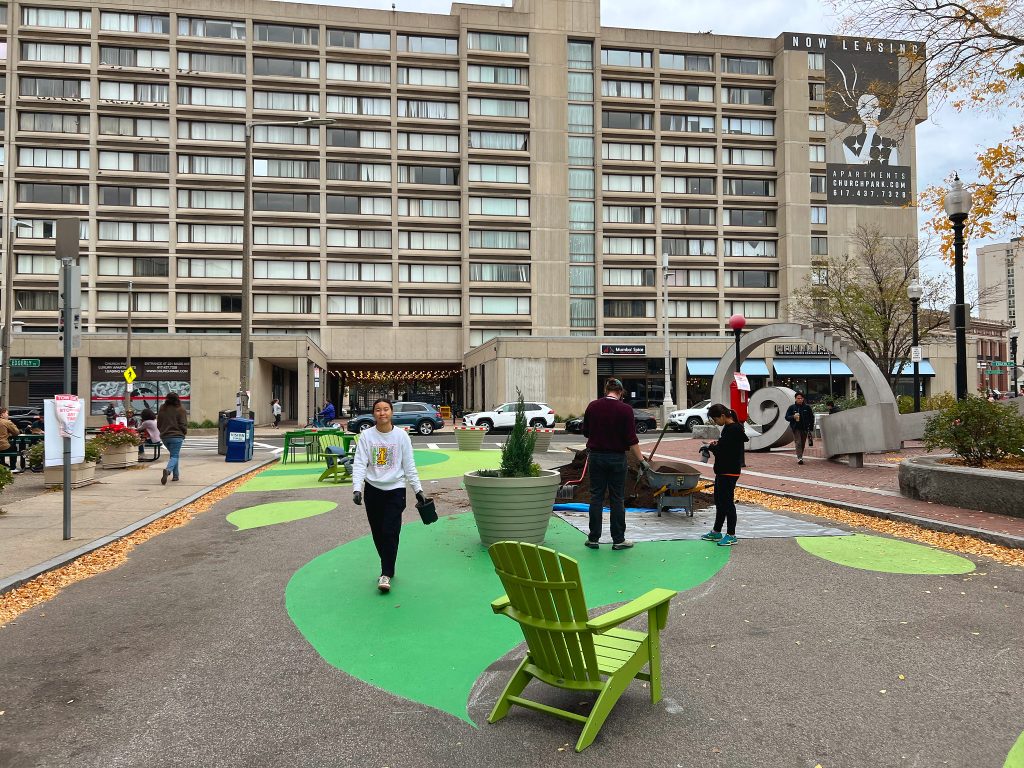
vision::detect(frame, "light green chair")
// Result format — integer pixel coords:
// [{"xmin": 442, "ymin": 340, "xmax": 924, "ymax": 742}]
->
[
  {"xmin": 317, "ymin": 433, "xmax": 354, "ymax": 484},
  {"xmin": 486, "ymin": 541, "xmax": 677, "ymax": 752}
]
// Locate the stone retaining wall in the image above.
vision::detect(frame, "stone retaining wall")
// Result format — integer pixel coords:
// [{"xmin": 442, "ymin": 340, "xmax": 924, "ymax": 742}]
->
[{"xmin": 898, "ymin": 455, "xmax": 1024, "ymax": 518}]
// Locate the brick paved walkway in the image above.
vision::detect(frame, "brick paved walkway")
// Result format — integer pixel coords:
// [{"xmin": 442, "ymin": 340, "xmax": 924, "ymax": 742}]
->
[{"xmin": 649, "ymin": 436, "xmax": 1024, "ymax": 546}]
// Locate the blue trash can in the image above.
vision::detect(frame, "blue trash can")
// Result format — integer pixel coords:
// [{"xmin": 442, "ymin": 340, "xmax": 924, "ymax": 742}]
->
[{"xmin": 225, "ymin": 418, "xmax": 254, "ymax": 462}]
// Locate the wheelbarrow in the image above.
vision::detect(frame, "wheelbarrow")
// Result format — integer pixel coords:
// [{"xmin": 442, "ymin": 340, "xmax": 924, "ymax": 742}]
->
[{"xmin": 643, "ymin": 463, "xmax": 703, "ymax": 517}]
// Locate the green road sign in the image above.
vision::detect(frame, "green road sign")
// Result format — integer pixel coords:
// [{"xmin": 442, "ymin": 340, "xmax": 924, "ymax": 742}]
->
[{"xmin": 10, "ymin": 358, "xmax": 41, "ymax": 368}]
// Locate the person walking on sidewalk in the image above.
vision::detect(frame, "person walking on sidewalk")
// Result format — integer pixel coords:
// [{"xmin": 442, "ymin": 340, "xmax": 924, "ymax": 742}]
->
[
  {"xmin": 581, "ymin": 377, "xmax": 647, "ymax": 551},
  {"xmin": 701, "ymin": 404, "xmax": 748, "ymax": 547},
  {"xmin": 104, "ymin": 403, "xmax": 117, "ymax": 425},
  {"xmin": 272, "ymin": 399, "xmax": 282, "ymax": 428},
  {"xmin": 784, "ymin": 392, "xmax": 816, "ymax": 465},
  {"xmin": 351, "ymin": 398, "xmax": 425, "ymax": 594},
  {"xmin": 157, "ymin": 392, "xmax": 188, "ymax": 485}
]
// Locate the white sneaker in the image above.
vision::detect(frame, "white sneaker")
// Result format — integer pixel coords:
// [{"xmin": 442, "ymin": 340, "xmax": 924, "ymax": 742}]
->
[{"xmin": 377, "ymin": 575, "xmax": 391, "ymax": 593}]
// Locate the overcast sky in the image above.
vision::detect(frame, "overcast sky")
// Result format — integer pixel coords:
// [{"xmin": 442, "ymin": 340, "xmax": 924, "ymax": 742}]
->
[{"xmin": 299, "ymin": 0, "xmax": 1014, "ymax": 280}]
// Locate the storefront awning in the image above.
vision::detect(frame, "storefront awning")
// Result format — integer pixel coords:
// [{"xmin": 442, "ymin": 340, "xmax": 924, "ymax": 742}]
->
[
  {"xmin": 772, "ymin": 359, "xmax": 854, "ymax": 376},
  {"xmin": 892, "ymin": 360, "xmax": 936, "ymax": 376},
  {"xmin": 686, "ymin": 359, "xmax": 769, "ymax": 376}
]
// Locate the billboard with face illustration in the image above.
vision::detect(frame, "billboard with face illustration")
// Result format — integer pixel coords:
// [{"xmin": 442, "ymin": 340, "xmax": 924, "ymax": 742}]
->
[{"xmin": 785, "ymin": 34, "xmax": 923, "ymax": 206}]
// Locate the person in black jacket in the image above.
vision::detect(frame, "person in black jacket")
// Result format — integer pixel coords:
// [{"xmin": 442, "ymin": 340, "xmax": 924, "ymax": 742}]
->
[
  {"xmin": 784, "ymin": 391, "xmax": 816, "ymax": 465},
  {"xmin": 700, "ymin": 403, "xmax": 748, "ymax": 547}
]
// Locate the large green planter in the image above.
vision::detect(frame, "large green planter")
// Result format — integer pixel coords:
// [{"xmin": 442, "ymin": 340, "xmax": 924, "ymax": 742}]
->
[
  {"xmin": 454, "ymin": 427, "xmax": 486, "ymax": 451},
  {"xmin": 528, "ymin": 428, "xmax": 554, "ymax": 454},
  {"xmin": 464, "ymin": 469, "xmax": 561, "ymax": 546}
]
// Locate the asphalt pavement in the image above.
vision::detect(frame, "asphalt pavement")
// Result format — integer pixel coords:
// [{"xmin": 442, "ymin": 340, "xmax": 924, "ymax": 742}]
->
[{"xmin": 1, "ymin": 443, "xmax": 1022, "ymax": 767}]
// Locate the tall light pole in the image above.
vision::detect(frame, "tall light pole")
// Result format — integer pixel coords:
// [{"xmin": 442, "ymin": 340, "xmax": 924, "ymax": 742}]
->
[
  {"xmin": 728, "ymin": 313, "xmax": 746, "ymax": 378},
  {"xmin": 907, "ymin": 279, "xmax": 923, "ymax": 412},
  {"xmin": 124, "ymin": 280, "xmax": 133, "ymax": 416},
  {"xmin": 943, "ymin": 175, "xmax": 973, "ymax": 400},
  {"xmin": 240, "ymin": 117, "xmax": 335, "ymax": 419},
  {"xmin": 660, "ymin": 251, "xmax": 676, "ymax": 423},
  {"xmin": 0, "ymin": 0, "xmax": 18, "ymax": 408},
  {"xmin": 1011, "ymin": 327, "xmax": 1020, "ymax": 397},
  {"xmin": 1, "ymin": 221, "xmax": 35, "ymax": 405}
]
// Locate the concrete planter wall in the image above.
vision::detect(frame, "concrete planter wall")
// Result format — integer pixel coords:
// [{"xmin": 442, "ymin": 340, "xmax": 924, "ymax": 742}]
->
[
  {"xmin": 99, "ymin": 443, "xmax": 138, "ymax": 469},
  {"xmin": 899, "ymin": 455, "xmax": 1024, "ymax": 518},
  {"xmin": 44, "ymin": 462, "xmax": 97, "ymax": 489},
  {"xmin": 528, "ymin": 428, "xmax": 554, "ymax": 453},
  {"xmin": 464, "ymin": 469, "xmax": 560, "ymax": 546},
  {"xmin": 454, "ymin": 427, "xmax": 486, "ymax": 451}
]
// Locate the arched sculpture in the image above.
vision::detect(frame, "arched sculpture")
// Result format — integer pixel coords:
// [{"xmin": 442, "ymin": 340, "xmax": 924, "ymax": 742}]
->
[{"xmin": 709, "ymin": 323, "xmax": 911, "ymax": 462}]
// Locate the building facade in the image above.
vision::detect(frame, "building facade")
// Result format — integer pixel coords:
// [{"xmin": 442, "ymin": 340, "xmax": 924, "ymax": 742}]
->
[
  {"xmin": 977, "ymin": 238, "xmax": 1021, "ymax": 331},
  {"xmin": 0, "ymin": 0, "xmax": 929, "ymax": 422}
]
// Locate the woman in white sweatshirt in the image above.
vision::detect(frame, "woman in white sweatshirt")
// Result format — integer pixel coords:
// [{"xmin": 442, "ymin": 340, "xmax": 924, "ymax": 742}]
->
[{"xmin": 351, "ymin": 398, "xmax": 425, "ymax": 593}]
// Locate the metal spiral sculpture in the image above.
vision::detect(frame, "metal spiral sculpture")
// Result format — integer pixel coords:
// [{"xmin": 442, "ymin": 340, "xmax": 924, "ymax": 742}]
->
[{"xmin": 710, "ymin": 323, "xmax": 901, "ymax": 454}]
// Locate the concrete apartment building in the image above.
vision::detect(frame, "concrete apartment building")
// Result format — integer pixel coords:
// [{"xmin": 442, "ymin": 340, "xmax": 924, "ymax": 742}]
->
[
  {"xmin": 1, "ymin": 0, "xmax": 931, "ymax": 423},
  {"xmin": 978, "ymin": 239, "xmax": 1021, "ymax": 332}
]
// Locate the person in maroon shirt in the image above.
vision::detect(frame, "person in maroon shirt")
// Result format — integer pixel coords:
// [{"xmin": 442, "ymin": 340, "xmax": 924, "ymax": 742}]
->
[{"xmin": 581, "ymin": 378, "xmax": 647, "ymax": 550}]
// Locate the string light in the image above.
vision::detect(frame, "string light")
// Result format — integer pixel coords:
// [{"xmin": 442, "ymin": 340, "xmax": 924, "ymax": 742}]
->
[{"xmin": 338, "ymin": 368, "xmax": 461, "ymax": 383}]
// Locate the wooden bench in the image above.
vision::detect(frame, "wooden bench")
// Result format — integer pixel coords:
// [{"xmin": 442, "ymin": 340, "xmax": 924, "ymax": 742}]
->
[{"xmin": 138, "ymin": 441, "xmax": 163, "ymax": 462}]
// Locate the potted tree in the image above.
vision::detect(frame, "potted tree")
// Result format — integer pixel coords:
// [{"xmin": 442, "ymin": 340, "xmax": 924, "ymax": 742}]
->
[
  {"xmin": 92, "ymin": 424, "xmax": 143, "ymax": 469},
  {"xmin": 31, "ymin": 439, "xmax": 101, "ymax": 488},
  {"xmin": 0, "ymin": 464, "xmax": 13, "ymax": 510},
  {"xmin": 463, "ymin": 390, "xmax": 561, "ymax": 545}
]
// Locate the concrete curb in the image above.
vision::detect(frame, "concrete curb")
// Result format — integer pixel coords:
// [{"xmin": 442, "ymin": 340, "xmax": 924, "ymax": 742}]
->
[
  {"xmin": 0, "ymin": 456, "xmax": 279, "ymax": 595},
  {"xmin": 737, "ymin": 483, "xmax": 1024, "ymax": 551}
]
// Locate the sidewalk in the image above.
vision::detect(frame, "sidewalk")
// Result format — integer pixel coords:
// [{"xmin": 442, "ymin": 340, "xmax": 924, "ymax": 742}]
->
[
  {"xmin": 648, "ymin": 435, "xmax": 1024, "ymax": 548},
  {"xmin": 0, "ymin": 449, "xmax": 275, "ymax": 590}
]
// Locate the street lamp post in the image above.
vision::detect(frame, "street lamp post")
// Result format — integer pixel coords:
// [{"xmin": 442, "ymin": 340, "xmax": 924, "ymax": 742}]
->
[
  {"xmin": 660, "ymin": 251, "xmax": 676, "ymax": 424},
  {"xmin": 728, "ymin": 313, "xmax": 746, "ymax": 377},
  {"xmin": 240, "ymin": 117, "xmax": 335, "ymax": 419},
  {"xmin": 907, "ymin": 279, "xmax": 923, "ymax": 412},
  {"xmin": 943, "ymin": 175, "xmax": 973, "ymax": 400},
  {"xmin": 1011, "ymin": 327, "xmax": 1020, "ymax": 397},
  {"xmin": 124, "ymin": 280, "xmax": 133, "ymax": 416}
]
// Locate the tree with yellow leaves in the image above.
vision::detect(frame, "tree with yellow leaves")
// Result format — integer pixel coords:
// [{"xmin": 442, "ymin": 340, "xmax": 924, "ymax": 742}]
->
[{"xmin": 833, "ymin": 0, "xmax": 1023, "ymax": 262}]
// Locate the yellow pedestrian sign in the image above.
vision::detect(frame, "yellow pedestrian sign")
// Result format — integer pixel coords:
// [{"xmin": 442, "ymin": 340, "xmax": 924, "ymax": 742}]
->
[{"xmin": 124, "ymin": 366, "xmax": 137, "ymax": 384}]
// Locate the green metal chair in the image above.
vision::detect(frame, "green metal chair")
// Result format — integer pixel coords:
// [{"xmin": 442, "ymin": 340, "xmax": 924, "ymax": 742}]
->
[{"xmin": 486, "ymin": 541, "xmax": 677, "ymax": 752}]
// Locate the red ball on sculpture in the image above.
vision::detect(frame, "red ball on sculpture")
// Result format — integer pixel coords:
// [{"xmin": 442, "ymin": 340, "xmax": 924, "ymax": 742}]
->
[{"xmin": 728, "ymin": 313, "xmax": 747, "ymax": 331}]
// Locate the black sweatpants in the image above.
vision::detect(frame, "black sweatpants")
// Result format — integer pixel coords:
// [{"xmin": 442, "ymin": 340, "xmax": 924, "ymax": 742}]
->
[
  {"xmin": 364, "ymin": 483, "xmax": 406, "ymax": 578},
  {"xmin": 713, "ymin": 474, "xmax": 739, "ymax": 536}
]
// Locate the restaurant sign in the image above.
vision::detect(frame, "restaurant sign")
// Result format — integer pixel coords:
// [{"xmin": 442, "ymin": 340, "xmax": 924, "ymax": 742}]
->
[
  {"xmin": 601, "ymin": 345, "xmax": 646, "ymax": 356},
  {"xmin": 774, "ymin": 344, "xmax": 832, "ymax": 357}
]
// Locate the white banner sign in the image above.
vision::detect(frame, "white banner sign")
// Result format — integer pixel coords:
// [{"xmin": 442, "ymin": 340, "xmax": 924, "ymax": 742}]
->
[
  {"xmin": 44, "ymin": 396, "xmax": 85, "ymax": 467},
  {"xmin": 910, "ymin": 346, "xmax": 923, "ymax": 363},
  {"xmin": 733, "ymin": 372, "xmax": 751, "ymax": 392}
]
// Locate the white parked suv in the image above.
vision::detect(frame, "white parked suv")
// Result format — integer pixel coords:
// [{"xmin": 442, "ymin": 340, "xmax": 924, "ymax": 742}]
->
[
  {"xmin": 463, "ymin": 401, "xmax": 556, "ymax": 432},
  {"xmin": 669, "ymin": 400, "xmax": 711, "ymax": 432}
]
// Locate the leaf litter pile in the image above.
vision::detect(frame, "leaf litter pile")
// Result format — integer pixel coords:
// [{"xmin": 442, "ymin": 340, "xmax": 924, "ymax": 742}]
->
[{"xmin": 0, "ymin": 466, "xmax": 268, "ymax": 628}]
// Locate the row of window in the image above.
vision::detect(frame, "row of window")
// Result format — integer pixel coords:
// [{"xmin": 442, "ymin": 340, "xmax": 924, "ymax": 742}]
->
[
  {"xmin": 602, "ymin": 267, "xmax": 777, "ymax": 288},
  {"xmin": 601, "ymin": 298, "xmax": 778, "ymax": 319},
  {"xmin": 21, "ymin": 9, "xmax": 528, "ymax": 53},
  {"xmin": 584, "ymin": 78, "xmax": 773, "ymax": 106}
]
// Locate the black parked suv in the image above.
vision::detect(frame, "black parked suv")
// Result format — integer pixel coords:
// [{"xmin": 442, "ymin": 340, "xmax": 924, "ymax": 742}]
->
[{"xmin": 8, "ymin": 406, "xmax": 41, "ymax": 431}]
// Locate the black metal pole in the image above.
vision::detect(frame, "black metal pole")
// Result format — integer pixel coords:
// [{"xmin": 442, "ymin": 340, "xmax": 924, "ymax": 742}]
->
[
  {"xmin": 1013, "ymin": 336, "xmax": 1019, "ymax": 396},
  {"xmin": 62, "ymin": 262, "xmax": 72, "ymax": 540},
  {"xmin": 733, "ymin": 328, "xmax": 742, "ymax": 376},
  {"xmin": 950, "ymin": 213, "xmax": 969, "ymax": 400},
  {"xmin": 912, "ymin": 297, "xmax": 921, "ymax": 412}
]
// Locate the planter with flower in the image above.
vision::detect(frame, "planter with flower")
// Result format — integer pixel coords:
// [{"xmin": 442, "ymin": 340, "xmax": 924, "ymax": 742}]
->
[
  {"xmin": 28, "ymin": 439, "xmax": 101, "ymax": 488},
  {"xmin": 463, "ymin": 390, "xmax": 560, "ymax": 546},
  {"xmin": 92, "ymin": 424, "xmax": 143, "ymax": 469}
]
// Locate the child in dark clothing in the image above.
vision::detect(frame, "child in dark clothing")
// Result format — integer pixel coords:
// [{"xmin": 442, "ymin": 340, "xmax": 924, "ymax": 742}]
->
[{"xmin": 701, "ymin": 403, "xmax": 748, "ymax": 546}]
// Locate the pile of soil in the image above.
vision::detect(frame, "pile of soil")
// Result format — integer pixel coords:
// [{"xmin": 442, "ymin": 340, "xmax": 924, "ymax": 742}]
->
[{"xmin": 555, "ymin": 449, "xmax": 713, "ymax": 509}]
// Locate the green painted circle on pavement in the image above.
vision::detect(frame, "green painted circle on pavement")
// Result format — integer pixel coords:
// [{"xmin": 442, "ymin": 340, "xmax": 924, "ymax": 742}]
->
[
  {"xmin": 796, "ymin": 534, "xmax": 975, "ymax": 575},
  {"xmin": 413, "ymin": 449, "xmax": 448, "ymax": 467},
  {"xmin": 227, "ymin": 500, "xmax": 337, "ymax": 531},
  {"xmin": 286, "ymin": 513, "xmax": 729, "ymax": 724}
]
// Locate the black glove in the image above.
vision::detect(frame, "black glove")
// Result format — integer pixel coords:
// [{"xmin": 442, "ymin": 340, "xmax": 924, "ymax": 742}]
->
[
  {"xmin": 416, "ymin": 491, "xmax": 426, "ymax": 505},
  {"xmin": 353, "ymin": 491, "xmax": 362, "ymax": 506}
]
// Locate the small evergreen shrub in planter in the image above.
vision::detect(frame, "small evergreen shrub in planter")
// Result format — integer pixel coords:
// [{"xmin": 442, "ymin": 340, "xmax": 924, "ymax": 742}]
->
[
  {"xmin": 465, "ymin": 389, "xmax": 559, "ymax": 545},
  {"xmin": 923, "ymin": 397, "xmax": 1024, "ymax": 467},
  {"xmin": 0, "ymin": 464, "xmax": 13, "ymax": 492}
]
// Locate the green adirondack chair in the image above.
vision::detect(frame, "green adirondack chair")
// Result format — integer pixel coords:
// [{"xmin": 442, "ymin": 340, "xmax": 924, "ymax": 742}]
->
[
  {"xmin": 317, "ymin": 433, "xmax": 354, "ymax": 484},
  {"xmin": 487, "ymin": 541, "xmax": 677, "ymax": 752}
]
